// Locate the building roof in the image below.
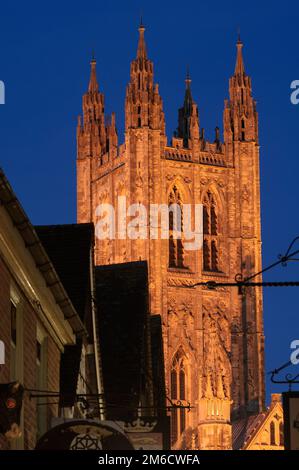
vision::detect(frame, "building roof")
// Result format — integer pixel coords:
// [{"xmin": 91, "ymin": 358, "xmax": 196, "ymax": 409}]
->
[
  {"xmin": 232, "ymin": 395, "xmax": 284, "ymax": 449},
  {"xmin": 232, "ymin": 412, "xmax": 267, "ymax": 450},
  {"xmin": 95, "ymin": 261, "xmax": 150, "ymax": 420},
  {"xmin": 0, "ymin": 168, "xmax": 85, "ymax": 337},
  {"xmin": 35, "ymin": 223, "xmax": 94, "ymax": 323},
  {"xmin": 34, "ymin": 223, "xmax": 96, "ymax": 408}
]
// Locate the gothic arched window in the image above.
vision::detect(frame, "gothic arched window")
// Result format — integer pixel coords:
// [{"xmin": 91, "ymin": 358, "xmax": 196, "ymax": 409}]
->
[
  {"xmin": 170, "ymin": 351, "xmax": 187, "ymax": 445},
  {"xmin": 168, "ymin": 186, "xmax": 185, "ymax": 269},
  {"xmin": 270, "ymin": 421, "xmax": 276, "ymax": 446},
  {"xmin": 203, "ymin": 191, "xmax": 220, "ymax": 272}
]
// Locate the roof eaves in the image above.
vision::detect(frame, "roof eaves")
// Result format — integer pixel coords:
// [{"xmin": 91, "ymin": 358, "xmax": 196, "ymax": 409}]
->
[{"xmin": 0, "ymin": 168, "xmax": 86, "ymax": 337}]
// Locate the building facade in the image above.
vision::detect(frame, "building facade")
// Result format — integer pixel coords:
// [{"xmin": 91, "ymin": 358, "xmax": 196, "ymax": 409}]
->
[
  {"xmin": 0, "ymin": 169, "xmax": 102, "ymax": 450},
  {"xmin": 77, "ymin": 24, "xmax": 265, "ymax": 449}
]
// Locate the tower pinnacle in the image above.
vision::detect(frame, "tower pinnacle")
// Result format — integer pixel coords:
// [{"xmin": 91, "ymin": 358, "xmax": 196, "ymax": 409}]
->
[
  {"xmin": 224, "ymin": 36, "xmax": 258, "ymax": 144},
  {"xmin": 126, "ymin": 21, "xmax": 164, "ymax": 131},
  {"xmin": 88, "ymin": 57, "xmax": 99, "ymax": 93},
  {"xmin": 176, "ymin": 69, "xmax": 199, "ymax": 148},
  {"xmin": 185, "ymin": 66, "xmax": 191, "ymax": 89},
  {"xmin": 234, "ymin": 36, "xmax": 245, "ymax": 76},
  {"xmin": 184, "ymin": 67, "xmax": 193, "ymax": 106},
  {"xmin": 137, "ymin": 21, "xmax": 147, "ymax": 61}
]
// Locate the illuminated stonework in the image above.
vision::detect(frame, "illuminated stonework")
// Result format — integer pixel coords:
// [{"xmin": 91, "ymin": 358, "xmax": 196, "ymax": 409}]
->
[
  {"xmin": 76, "ymin": 25, "xmax": 265, "ymax": 450},
  {"xmin": 233, "ymin": 394, "xmax": 284, "ymax": 450}
]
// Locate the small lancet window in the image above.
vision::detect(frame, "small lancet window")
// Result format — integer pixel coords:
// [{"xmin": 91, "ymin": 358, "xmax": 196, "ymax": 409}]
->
[
  {"xmin": 270, "ymin": 421, "xmax": 276, "ymax": 446},
  {"xmin": 171, "ymin": 350, "xmax": 187, "ymax": 445},
  {"xmin": 202, "ymin": 191, "xmax": 220, "ymax": 272},
  {"xmin": 168, "ymin": 186, "xmax": 185, "ymax": 269}
]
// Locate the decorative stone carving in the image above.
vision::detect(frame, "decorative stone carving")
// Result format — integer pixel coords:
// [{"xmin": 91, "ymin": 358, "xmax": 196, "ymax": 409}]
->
[
  {"xmin": 202, "ymin": 308, "xmax": 231, "ymax": 399},
  {"xmin": 183, "ymin": 176, "xmax": 192, "ymax": 184},
  {"xmin": 167, "ymin": 278, "xmax": 197, "ymax": 287},
  {"xmin": 231, "ymin": 317, "xmax": 241, "ymax": 334},
  {"xmin": 135, "ymin": 173, "xmax": 143, "ymax": 188},
  {"xmin": 180, "ymin": 300, "xmax": 193, "ymax": 316},
  {"xmin": 200, "ymin": 177, "xmax": 209, "ymax": 185},
  {"xmin": 242, "ymin": 185, "xmax": 250, "ymax": 202},
  {"xmin": 167, "ymin": 299, "xmax": 194, "ymax": 348}
]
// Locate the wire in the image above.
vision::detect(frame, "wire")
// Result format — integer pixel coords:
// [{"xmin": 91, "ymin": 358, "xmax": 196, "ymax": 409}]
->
[{"xmin": 190, "ymin": 280, "xmax": 299, "ymax": 289}]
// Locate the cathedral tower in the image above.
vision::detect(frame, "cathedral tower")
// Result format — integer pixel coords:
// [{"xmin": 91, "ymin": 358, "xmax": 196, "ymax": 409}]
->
[
  {"xmin": 77, "ymin": 25, "xmax": 265, "ymax": 450},
  {"xmin": 223, "ymin": 36, "xmax": 264, "ymax": 416}
]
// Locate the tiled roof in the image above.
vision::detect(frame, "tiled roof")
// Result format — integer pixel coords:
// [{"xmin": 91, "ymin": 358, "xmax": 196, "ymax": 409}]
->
[
  {"xmin": 35, "ymin": 223, "xmax": 94, "ymax": 322},
  {"xmin": 0, "ymin": 168, "xmax": 85, "ymax": 336},
  {"xmin": 95, "ymin": 261, "xmax": 149, "ymax": 420},
  {"xmin": 35, "ymin": 223, "xmax": 94, "ymax": 407},
  {"xmin": 232, "ymin": 412, "xmax": 267, "ymax": 450}
]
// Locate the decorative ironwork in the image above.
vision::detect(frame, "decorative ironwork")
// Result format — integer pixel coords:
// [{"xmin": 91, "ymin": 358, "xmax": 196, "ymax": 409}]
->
[
  {"xmin": 26, "ymin": 388, "xmax": 193, "ymax": 413},
  {"xmin": 270, "ymin": 361, "xmax": 299, "ymax": 391},
  {"xmin": 236, "ymin": 235, "xmax": 299, "ymax": 284},
  {"xmin": 189, "ymin": 236, "xmax": 299, "ymax": 290},
  {"xmin": 165, "ymin": 392, "xmax": 193, "ymax": 413}
]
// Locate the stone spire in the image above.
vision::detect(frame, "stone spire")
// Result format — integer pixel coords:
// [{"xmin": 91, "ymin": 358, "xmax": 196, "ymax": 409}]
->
[
  {"xmin": 77, "ymin": 57, "xmax": 107, "ymax": 160},
  {"xmin": 137, "ymin": 20, "xmax": 147, "ymax": 61},
  {"xmin": 234, "ymin": 35, "xmax": 245, "ymax": 77},
  {"xmin": 106, "ymin": 112, "xmax": 118, "ymax": 158},
  {"xmin": 184, "ymin": 67, "xmax": 193, "ymax": 115},
  {"xmin": 176, "ymin": 69, "xmax": 199, "ymax": 148},
  {"xmin": 88, "ymin": 57, "xmax": 99, "ymax": 93}
]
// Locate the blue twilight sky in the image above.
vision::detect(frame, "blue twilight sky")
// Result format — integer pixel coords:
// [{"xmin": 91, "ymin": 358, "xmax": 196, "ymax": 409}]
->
[{"xmin": 0, "ymin": 0, "xmax": 298, "ymax": 403}]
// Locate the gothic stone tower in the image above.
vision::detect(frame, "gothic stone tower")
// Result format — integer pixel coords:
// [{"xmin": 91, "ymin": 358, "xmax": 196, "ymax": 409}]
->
[{"xmin": 76, "ymin": 25, "xmax": 265, "ymax": 450}]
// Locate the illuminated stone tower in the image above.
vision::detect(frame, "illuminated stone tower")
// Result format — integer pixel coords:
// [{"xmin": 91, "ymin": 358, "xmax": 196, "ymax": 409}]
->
[{"xmin": 76, "ymin": 24, "xmax": 265, "ymax": 449}]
